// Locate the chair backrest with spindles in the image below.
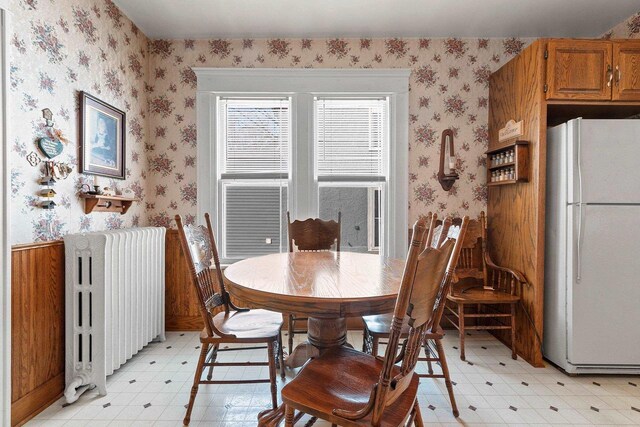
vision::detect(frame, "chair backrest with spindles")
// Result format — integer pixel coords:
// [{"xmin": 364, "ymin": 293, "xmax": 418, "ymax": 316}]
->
[
  {"xmin": 287, "ymin": 211, "xmax": 341, "ymax": 252},
  {"xmin": 175, "ymin": 213, "xmax": 229, "ymax": 337},
  {"xmin": 445, "ymin": 211, "xmax": 485, "ymax": 291},
  {"xmin": 428, "ymin": 216, "xmax": 469, "ymax": 332}
]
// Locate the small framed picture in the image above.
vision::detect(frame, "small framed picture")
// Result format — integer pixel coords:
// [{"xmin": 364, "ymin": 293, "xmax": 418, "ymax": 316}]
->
[{"xmin": 79, "ymin": 91, "xmax": 126, "ymax": 179}]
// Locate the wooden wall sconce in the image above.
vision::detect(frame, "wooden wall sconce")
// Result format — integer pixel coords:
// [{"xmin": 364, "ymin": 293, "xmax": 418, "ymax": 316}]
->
[{"xmin": 437, "ymin": 129, "xmax": 459, "ymax": 191}]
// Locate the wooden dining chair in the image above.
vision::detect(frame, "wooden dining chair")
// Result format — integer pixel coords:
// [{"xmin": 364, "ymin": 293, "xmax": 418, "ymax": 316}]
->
[
  {"xmin": 280, "ymin": 217, "xmax": 463, "ymax": 426},
  {"xmin": 365, "ymin": 213, "xmax": 441, "ymax": 353},
  {"xmin": 444, "ymin": 211, "xmax": 527, "ymax": 361},
  {"xmin": 362, "ymin": 215, "xmax": 467, "ymax": 418},
  {"xmin": 175, "ymin": 214, "xmax": 285, "ymax": 425},
  {"xmin": 285, "ymin": 211, "xmax": 341, "ymax": 354}
]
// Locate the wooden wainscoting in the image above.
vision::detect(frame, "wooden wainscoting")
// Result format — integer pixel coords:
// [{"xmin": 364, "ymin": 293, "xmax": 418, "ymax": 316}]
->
[
  {"xmin": 165, "ymin": 229, "xmax": 202, "ymax": 330},
  {"xmin": 11, "ymin": 241, "xmax": 65, "ymax": 426}
]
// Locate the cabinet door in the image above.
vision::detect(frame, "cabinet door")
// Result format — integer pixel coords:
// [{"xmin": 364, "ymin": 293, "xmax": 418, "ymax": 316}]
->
[
  {"xmin": 613, "ymin": 41, "xmax": 640, "ymax": 101},
  {"xmin": 546, "ymin": 40, "xmax": 612, "ymax": 101}
]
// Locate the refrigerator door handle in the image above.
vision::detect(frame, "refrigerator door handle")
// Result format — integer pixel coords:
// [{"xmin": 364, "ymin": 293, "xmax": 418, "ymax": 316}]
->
[
  {"xmin": 576, "ymin": 124, "xmax": 583, "ymax": 282},
  {"xmin": 577, "ymin": 203, "xmax": 583, "ymax": 282}
]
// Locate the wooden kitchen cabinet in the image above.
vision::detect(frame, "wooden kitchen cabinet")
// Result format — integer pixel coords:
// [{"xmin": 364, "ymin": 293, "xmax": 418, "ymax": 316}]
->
[
  {"xmin": 613, "ymin": 41, "xmax": 640, "ymax": 101},
  {"xmin": 546, "ymin": 39, "xmax": 640, "ymax": 102},
  {"xmin": 546, "ymin": 40, "xmax": 613, "ymax": 101}
]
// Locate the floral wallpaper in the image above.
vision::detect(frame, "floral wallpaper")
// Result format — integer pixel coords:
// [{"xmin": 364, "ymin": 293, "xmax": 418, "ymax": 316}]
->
[
  {"xmin": 603, "ymin": 11, "xmax": 640, "ymax": 38},
  {"xmin": 9, "ymin": 0, "xmax": 149, "ymax": 244},
  {"xmin": 146, "ymin": 37, "xmax": 534, "ymax": 228},
  {"xmin": 7, "ymin": 0, "xmax": 638, "ymax": 244}
]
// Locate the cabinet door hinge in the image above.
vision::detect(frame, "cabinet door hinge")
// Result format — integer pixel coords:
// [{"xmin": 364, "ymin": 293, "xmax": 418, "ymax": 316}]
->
[
  {"xmin": 544, "ymin": 50, "xmax": 548, "ymax": 59},
  {"xmin": 544, "ymin": 83, "xmax": 548, "ymax": 93}
]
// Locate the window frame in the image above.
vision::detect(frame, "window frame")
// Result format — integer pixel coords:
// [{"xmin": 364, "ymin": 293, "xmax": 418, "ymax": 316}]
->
[
  {"xmin": 367, "ymin": 188, "xmax": 381, "ymax": 252},
  {"xmin": 195, "ymin": 68, "xmax": 410, "ymax": 262}
]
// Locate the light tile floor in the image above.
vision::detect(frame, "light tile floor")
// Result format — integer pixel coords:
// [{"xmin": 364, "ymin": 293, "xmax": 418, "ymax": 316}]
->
[{"xmin": 28, "ymin": 330, "xmax": 640, "ymax": 426}]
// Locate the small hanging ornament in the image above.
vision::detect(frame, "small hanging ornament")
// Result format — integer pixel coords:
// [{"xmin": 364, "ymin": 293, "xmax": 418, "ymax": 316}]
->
[
  {"xmin": 26, "ymin": 151, "xmax": 42, "ymax": 167},
  {"xmin": 37, "ymin": 108, "xmax": 69, "ymax": 159}
]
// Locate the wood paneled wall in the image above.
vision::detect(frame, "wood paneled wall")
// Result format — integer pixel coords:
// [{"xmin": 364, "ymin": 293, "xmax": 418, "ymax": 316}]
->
[
  {"xmin": 165, "ymin": 229, "xmax": 202, "ymax": 330},
  {"xmin": 11, "ymin": 241, "xmax": 65, "ymax": 426},
  {"xmin": 488, "ymin": 40, "xmax": 546, "ymax": 367}
]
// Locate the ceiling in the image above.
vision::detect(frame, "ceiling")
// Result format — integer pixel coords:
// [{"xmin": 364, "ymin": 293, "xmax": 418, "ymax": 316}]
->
[{"xmin": 113, "ymin": 0, "xmax": 640, "ymax": 40}]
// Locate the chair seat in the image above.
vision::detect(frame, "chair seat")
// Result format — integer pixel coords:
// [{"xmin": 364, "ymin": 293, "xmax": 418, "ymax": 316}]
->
[
  {"xmin": 200, "ymin": 309, "xmax": 283, "ymax": 342},
  {"xmin": 447, "ymin": 287, "xmax": 520, "ymax": 304},
  {"xmin": 282, "ymin": 347, "xmax": 418, "ymax": 426},
  {"xmin": 362, "ymin": 314, "xmax": 444, "ymax": 339}
]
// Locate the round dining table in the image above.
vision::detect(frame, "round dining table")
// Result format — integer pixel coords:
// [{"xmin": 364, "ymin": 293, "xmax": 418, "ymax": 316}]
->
[
  {"xmin": 224, "ymin": 251, "xmax": 405, "ymax": 425},
  {"xmin": 223, "ymin": 251, "xmax": 405, "ymax": 369}
]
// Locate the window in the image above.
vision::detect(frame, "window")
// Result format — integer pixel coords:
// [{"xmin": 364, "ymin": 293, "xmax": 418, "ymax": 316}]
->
[
  {"xmin": 315, "ymin": 98, "xmax": 387, "ymax": 253},
  {"xmin": 218, "ymin": 98, "xmax": 289, "ymax": 259},
  {"xmin": 195, "ymin": 68, "xmax": 410, "ymax": 262}
]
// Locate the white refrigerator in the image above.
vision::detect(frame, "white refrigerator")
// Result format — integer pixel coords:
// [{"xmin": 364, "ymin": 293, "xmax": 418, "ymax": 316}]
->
[{"xmin": 545, "ymin": 118, "xmax": 640, "ymax": 374}]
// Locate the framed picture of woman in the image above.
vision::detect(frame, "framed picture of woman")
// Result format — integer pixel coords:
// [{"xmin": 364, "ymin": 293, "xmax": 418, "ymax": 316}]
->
[{"xmin": 79, "ymin": 92, "xmax": 126, "ymax": 179}]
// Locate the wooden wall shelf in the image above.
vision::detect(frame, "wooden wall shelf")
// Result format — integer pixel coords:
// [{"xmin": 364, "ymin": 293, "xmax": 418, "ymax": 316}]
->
[
  {"xmin": 487, "ymin": 140, "xmax": 529, "ymax": 185},
  {"xmin": 488, "ymin": 161, "xmax": 515, "ymax": 170},
  {"xmin": 80, "ymin": 194, "xmax": 137, "ymax": 215},
  {"xmin": 487, "ymin": 179, "xmax": 518, "ymax": 187}
]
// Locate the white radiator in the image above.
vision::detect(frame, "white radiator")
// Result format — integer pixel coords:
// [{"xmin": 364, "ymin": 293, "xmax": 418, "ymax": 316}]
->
[{"xmin": 63, "ymin": 227, "xmax": 166, "ymax": 403}]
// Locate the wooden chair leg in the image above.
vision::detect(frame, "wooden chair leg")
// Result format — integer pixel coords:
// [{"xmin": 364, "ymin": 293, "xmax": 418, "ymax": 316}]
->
[
  {"xmin": 184, "ymin": 342, "xmax": 209, "ymax": 426},
  {"xmin": 412, "ymin": 401, "xmax": 424, "ymax": 427},
  {"xmin": 288, "ymin": 314, "xmax": 295, "ymax": 354},
  {"xmin": 362, "ymin": 327, "xmax": 368, "ymax": 353},
  {"xmin": 435, "ymin": 338, "xmax": 459, "ymax": 417},
  {"xmin": 285, "ymin": 405, "xmax": 295, "ymax": 427},
  {"xmin": 206, "ymin": 344, "xmax": 218, "ymax": 381},
  {"xmin": 372, "ymin": 335, "xmax": 379, "ymax": 357},
  {"xmin": 424, "ymin": 341, "xmax": 434, "ymax": 375},
  {"xmin": 510, "ymin": 303, "xmax": 517, "ymax": 360},
  {"xmin": 267, "ymin": 339, "xmax": 278, "ymax": 410},
  {"xmin": 278, "ymin": 332, "xmax": 286, "ymax": 379},
  {"xmin": 458, "ymin": 304, "xmax": 466, "ymax": 361}
]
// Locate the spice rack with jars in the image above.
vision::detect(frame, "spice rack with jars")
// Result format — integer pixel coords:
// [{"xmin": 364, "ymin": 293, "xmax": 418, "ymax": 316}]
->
[{"xmin": 486, "ymin": 140, "xmax": 529, "ymax": 186}]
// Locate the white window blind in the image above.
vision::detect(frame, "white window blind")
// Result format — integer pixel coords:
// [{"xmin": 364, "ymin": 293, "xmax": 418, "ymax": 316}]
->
[
  {"xmin": 218, "ymin": 97, "xmax": 290, "ymax": 260},
  {"xmin": 223, "ymin": 184, "xmax": 287, "ymax": 258},
  {"xmin": 315, "ymin": 98, "xmax": 387, "ymax": 179},
  {"xmin": 220, "ymin": 98, "xmax": 289, "ymax": 175}
]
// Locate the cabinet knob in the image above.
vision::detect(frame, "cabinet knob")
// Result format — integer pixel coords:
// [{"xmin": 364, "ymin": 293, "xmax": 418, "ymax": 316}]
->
[
  {"xmin": 606, "ymin": 65, "xmax": 613, "ymax": 87},
  {"xmin": 615, "ymin": 65, "xmax": 621, "ymax": 86}
]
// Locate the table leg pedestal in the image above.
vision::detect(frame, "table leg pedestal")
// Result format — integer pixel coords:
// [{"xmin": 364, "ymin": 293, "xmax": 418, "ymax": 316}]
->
[
  {"xmin": 258, "ymin": 405, "xmax": 284, "ymax": 427},
  {"xmin": 285, "ymin": 317, "xmax": 347, "ymax": 369}
]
